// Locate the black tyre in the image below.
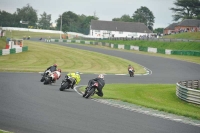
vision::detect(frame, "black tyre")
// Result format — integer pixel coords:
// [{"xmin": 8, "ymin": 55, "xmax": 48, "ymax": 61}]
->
[
  {"xmin": 60, "ymin": 82, "xmax": 69, "ymax": 91},
  {"xmin": 40, "ymin": 77, "xmax": 45, "ymax": 82},
  {"xmin": 85, "ymin": 88, "xmax": 95, "ymax": 98},
  {"xmin": 44, "ymin": 78, "xmax": 51, "ymax": 85}
]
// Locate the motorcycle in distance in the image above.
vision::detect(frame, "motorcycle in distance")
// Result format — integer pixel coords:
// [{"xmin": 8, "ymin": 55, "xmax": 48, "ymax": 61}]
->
[
  {"xmin": 59, "ymin": 75, "xmax": 75, "ymax": 91},
  {"xmin": 129, "ymin": 68, "xmax": 134, "ymax": 77},
  {"xmin": 40, "ymin": 69, "xmax": 51, "ymax": 82},
  {"xmin": 43, "ymin": 72, "xmax": 55, "ymax": 85},
  {"xmin": 83, "ymin": 82, "xmax": 98, "ymax": 99}
]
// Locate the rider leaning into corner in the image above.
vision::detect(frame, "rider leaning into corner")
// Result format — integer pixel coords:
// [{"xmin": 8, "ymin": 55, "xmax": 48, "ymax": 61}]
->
[
  {"xmin": 51, "ymin": 69, "xmax": 62, "ymax": 83},
  {"xmin": 66, "ymin": 71, "xmax": 81, "ymax": 89},
  {"xmin": 46, "ymin": 64, "xmax": 58, "ymax": 72},
  {"xmin": 85, "ymin": 74, "xmax": 105, "ymax": 97}
]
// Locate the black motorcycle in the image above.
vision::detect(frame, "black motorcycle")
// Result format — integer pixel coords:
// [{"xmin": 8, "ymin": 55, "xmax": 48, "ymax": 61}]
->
[
  {"xmin": 128, "ymin": 68, "xmax": 134, "ymax": 77},
  {"xmin": 40, "ymin": 70, "xmax": 51, "ymax": 82},
  {"xmin": 43, "ymin": 72, "xmax": 55, "ymax": 85},
  {"xmin": 59, "ymin": 75, "xmax": 75, "ymax": 91},
  {"xmin": 83, "ymin": 82, "xmax": 98, "ymax": 98}
]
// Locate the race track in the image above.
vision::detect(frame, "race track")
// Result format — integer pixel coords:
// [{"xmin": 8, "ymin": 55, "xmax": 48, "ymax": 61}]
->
[{"xmin": 0, "ymin": 41, "xmax": 199, "ymax": 133}]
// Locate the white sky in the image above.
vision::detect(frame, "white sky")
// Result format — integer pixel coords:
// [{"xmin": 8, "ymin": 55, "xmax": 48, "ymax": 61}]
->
[{"xmin": 0, "ymin": 0, "xmax": 176, "ymax": 28}]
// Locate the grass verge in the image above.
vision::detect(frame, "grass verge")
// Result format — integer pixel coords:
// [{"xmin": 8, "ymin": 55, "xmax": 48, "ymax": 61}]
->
[
  {"xmin": 0, "ymin": 40, "xmax": 145, "ymax": 74},
  {"xmin": 70, "ymin": 42, "xmax": 200, "ymax": 64},
  {"xmin": 0, "ymin": 130, "xmax": 13, "ymax": 133},
  {"xmin": 98, "ymin": 39, "xmax": 200, "ymax": 51},
  {"xmin": 80, "ymin": 84, "xmax": 200, "ymax": 120},
  {"xmin": 5, "ymin": 30, "xmax": 61, "ymax": 39}
]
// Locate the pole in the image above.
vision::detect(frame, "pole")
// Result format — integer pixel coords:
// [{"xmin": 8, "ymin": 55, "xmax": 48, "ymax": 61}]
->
[{"xmin": 60, "ymin": 15, "xmax": 62, "ymax": 39}]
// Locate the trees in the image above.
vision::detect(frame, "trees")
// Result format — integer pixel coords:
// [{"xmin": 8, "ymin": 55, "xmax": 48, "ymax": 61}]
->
[
  {"xmin": 111, "ymin": 7, "xmax": 155, "ymax": 30},
  {"xmin": 56, "ymin": 11, "xmax": 79, "ymax": 32},
  {"xmin": 15, "ymin": 4, "xmax": 38, "ymax": 27},
  {"xmin": 38, "ymin": 12, "xmax": 51, "ymax": 29},
  {"xmin": 112, "ymin": 14, "xmax": 133, "ymax": 22},
  {"xmin": 170, "ymin": 0, "xmax": 200, "ymax": 21},
  {"xmin": 0, "ymin": 10, "xmax": 14, "ymax": 27},
  {"xmin": 56, "ymin": 11, "xmax": 98, "ymax": 34},
  {"xmin": 132, "ymin": 6, "xmax": 155, "ymax": 31}
]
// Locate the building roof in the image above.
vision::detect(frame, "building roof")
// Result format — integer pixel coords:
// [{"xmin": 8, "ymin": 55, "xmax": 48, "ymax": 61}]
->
[
  {"xmin": 177, "ymin": 19, "xmax": 200, "ymax": 27},
  {"xmin": 91, "ymin": 20, "xmax": 152, "ymax": 33},
  {"xmin": 164, "ymin": 23, "xmax": 178, "ymax": 30}
]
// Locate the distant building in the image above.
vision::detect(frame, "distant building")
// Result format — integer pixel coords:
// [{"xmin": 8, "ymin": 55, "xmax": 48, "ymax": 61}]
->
[
  {"xmin": 164, "ymin": 19, "xmax": 200, "ymax": 35},
  {"xmin": 90, "ymin": 20, "xmax": 153, "ymax": 38}
]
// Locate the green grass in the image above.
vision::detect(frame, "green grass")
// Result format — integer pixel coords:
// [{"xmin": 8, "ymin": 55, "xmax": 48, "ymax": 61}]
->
[
  {"xmin": 98, "ymin": 40, "xmax": 200, "ymax": 51},
  {"xmin": 71, "ymin": 42, "xmax": 200, "ymax": 64},
  {"xmin": 0, "ymin": 40, "xmax": 145, "ymax": 74},
  {"xmin": 5, "ymin": 30, "xmax": 61, "ymax": 39},
  {"xmin": 0, "ymin": 37, "xmax": 6, "ymax": 49},
  {"xmin": 0, "ymin": 130, "xmax": 13, "ymax": 133},
  {"xmin": 81, "ymin": 84, "xmax": 200, "ymax": 120},
  {"xmin": 163, "ymin": 32, "xmax": 200, "ymax": 40}
]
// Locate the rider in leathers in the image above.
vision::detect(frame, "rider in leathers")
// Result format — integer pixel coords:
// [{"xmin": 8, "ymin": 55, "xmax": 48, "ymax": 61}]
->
[
  {"xmin": 46, "ymin": 64, "xmax": 57, "ymax": 72},
  {"xmin": 66, "ymin": 72, "xmax": 81, "ymax": 89},
  {"xmin": 86, "ymin": 74, "xmax": 105, "ymax": 97}
]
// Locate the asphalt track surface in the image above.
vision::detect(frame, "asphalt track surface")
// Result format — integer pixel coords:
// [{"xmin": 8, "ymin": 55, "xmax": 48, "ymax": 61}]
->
[{"xmin": 0, "ymin": 40, "xmax": 200, "ymax": 133}]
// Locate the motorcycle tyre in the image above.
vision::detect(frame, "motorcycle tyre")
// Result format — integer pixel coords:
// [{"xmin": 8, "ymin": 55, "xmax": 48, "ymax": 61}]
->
[
  {"xmin": 85, "ymin": 88, "xmax": 95, "ymax": 99},
  {"xmin": 60, "ymin": 82, "xmax": 69, "ymax": 91},
  {"xmin": 44, "ymin": 78, "xmax": 51, "ymax": 85}
]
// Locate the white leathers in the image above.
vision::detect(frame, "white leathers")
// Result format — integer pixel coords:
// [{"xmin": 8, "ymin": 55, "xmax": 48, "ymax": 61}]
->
[{"xmin": 52, "ymin": 71, "xmax": 61, "ymax": 80}]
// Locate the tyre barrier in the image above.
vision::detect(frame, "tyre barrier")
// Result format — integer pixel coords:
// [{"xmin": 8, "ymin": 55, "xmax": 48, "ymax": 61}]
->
[{"xmin": 176, "ymin": 80, "xmax": 200, "ymax": 105}]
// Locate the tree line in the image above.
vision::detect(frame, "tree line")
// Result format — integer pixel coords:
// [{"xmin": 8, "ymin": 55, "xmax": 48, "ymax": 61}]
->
[{"xmin": 0, "ymin": 0, "xmax": 199, "ymax": 35}]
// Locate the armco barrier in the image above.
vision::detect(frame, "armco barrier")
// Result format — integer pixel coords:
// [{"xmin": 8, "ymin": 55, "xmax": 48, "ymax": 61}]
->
[
  {"xmin": 176, "ymin": 80, "xmax": 200, "ymax": 105},
  {"xmin": 46, "ymin": 39, "xmax": 200, "ymax": 56}
]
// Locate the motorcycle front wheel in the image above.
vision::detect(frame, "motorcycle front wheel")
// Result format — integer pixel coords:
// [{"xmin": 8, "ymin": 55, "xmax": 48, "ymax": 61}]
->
[
  {"xmin": 44, "ymin": 78, "xmax": 51, "ymax": 85},
  {"xmin": 60, "ymin": 82, "xmax": 69, "ymax": 91},
  {"xmin": 84, "ymin": 88, "xmax": 95, "ymax": 98}
]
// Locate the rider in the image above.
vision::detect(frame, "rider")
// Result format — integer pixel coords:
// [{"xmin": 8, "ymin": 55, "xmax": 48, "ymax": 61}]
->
[
  {"xmin": 51, "ymin": 68, "xmax": 62, "ymax": 83},
  {"xmin": 46, "ymin": 64, "xmax": 57, "ymax": 72},
  {"xmin": 128, "ymin": 64, "xmax": 135, "ymax": 77},
  {"xmin": 128, "ymin": 64, "xmax": 134, "ymax": 72},
  {"xmin": 85, "ymin": 74, "xmax": 105, "ymax": 97},
  {"xmin": 66, "ymin": 71, "xmax": 81, "ymax": 89}
]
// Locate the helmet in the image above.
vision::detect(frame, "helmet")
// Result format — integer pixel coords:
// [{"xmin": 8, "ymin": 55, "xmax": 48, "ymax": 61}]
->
[
  {"xmin": 75, "ymin": 71, "xmax": 79, "ymax": 75},
  {"xmin": 98, "ymin": 74, "xmax": 104, "ymax": 79},
  {"xmin": 53, "ymin": 64, "xmax": 57, "ymax": 67},
  {"xmin": 58, "ymin": 69, "xmax": 61, "ymax": 72}
]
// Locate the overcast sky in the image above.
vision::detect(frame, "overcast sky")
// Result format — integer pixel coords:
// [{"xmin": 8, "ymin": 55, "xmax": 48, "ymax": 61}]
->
[{"xmin": 0, "ymin": 0, "xmax": 176, "ymax": 28}]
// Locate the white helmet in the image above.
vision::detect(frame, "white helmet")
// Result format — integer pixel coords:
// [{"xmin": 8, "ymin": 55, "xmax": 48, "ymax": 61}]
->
[{"xmin": 98, "ymin": 74, "xmax": 104, "ymax": 79}]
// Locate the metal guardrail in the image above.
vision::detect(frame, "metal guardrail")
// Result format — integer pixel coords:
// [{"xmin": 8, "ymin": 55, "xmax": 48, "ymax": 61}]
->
[{"xmin": 176, "ymin": 80, "xmax": 200, "ymax": 105}]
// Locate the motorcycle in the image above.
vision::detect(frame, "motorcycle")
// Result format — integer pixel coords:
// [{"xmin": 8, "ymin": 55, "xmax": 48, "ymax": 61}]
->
[
  {"xmin": 40, "ymin": 69, "xmax": 51, "ymax": 82},
  {"xmin": 59, "ymin": 75, "xmax": 75, "ymax": 91},
  {"xmin": 43, "ymin": 72, "xmax": 55, "ymax": 85},
  {"xmin": 83, "ymin": 81, "xmax": 98, "ymax": 98},
  {"xmin": 129, "ymin": 68, "xmax": 134, "ymax": 77}
]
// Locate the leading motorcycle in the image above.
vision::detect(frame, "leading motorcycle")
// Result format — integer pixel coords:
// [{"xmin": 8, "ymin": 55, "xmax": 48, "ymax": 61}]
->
[
  {"xmin": 43, "ymin": 72, "xmax": 56, "ymax": 85},
  {"xmin": 59, "ymin": 75, "xmax": 75, "ymax": 91},
  {"xmin": 83, "ymin": 82, "xmax": 98, "ymax": 98},
  {"xmin": 40, "ymin": 69, "xmax": 51, "ymax": 82}
]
